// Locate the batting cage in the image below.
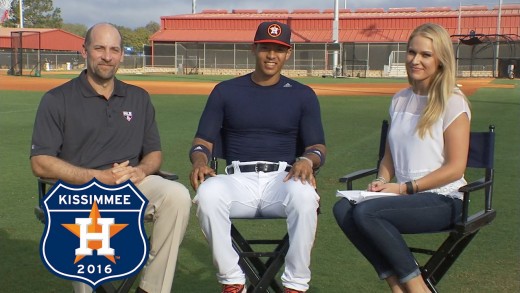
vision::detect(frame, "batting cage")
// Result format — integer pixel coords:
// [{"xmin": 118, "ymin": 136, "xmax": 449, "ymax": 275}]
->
[{"xmin": 9, "ymin": 31, "xmax": 42, "ymax": 77}]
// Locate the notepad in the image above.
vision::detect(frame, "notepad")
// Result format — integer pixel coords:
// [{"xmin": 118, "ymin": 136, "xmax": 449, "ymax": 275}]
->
[{"xmin": 336, "ymin": 190, "xmax": 398, "ymax": 204}]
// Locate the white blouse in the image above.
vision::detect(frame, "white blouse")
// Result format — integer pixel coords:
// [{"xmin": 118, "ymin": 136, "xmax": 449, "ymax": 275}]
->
[{"xmin": 388, "ymin": 87, "xmax": 471, "ymax": 199}]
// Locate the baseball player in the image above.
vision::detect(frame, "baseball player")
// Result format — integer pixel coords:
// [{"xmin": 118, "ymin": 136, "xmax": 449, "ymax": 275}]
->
[{"xmin": 189, "ymin": 21, "xmax": 326, "ymax": 293}]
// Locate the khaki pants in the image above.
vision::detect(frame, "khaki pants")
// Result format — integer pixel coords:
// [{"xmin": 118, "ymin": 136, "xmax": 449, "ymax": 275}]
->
[{"xmin": 73, "ymin": 175, "xmax": 191, "ymax": 293}]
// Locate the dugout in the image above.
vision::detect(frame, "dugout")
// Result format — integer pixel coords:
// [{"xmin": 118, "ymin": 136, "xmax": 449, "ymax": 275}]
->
[{"xmin": 498, "ymin": 58, "xmax": 520, "ymax": 78}]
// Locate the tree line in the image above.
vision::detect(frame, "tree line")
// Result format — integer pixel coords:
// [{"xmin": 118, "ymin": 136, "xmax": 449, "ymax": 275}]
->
[{"xmin": 2, "ymin": 0, "xmax": 160, "ymax": 53}]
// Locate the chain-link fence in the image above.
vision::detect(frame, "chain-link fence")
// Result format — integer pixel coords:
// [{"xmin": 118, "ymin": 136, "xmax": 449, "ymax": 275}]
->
[
  {"xmin": 0, "ymin": 50, "xmax": 145, "ymax": 72},
  {"xmin": 1, "ymin": 39, "xmax": 518, "ymax": 78}
]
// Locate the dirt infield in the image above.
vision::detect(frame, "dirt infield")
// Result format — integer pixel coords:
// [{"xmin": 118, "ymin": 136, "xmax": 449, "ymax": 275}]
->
[{"xmin": 0, "ymin": 74, "xmax": 512, "ymax": 96}]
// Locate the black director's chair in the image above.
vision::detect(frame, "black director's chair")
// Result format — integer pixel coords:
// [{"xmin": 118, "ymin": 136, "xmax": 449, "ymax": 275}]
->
[
  {"xmin": 339, "ymin": 120, "xmax": 496, "ymax": 292},
  {"xmin": 209, "ymin": 130, "xmax": 319, "ymax": 293},
  {"xmin": 34, "ymin": 171, "xmax": 178, "ymax": 293},
  {"xmin": 209, "ymin": 157, "xmax": 290, "ymax": 293}
]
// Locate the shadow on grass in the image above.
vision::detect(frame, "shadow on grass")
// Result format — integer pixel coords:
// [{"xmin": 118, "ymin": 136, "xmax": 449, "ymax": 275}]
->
[
  {"xmin": 0, "ymin": 228, "xmax": 71, "ymax": 292},
  {"xmin": 0, "ymin": 225, "xmax": 221, "ymax": 292},
  {"xmin": 171, "ymin": 228, "xmax": 223, "ymax": 292}
]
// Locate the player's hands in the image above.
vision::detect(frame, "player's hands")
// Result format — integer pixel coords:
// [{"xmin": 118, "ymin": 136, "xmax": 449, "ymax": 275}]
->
[
  {"xmin": 111, "ymin": 160, "xmax": 146, "ymax": 185},
  {"xmin": 284, "ymin": 160, "xmax": 316, "ymax": 188},
  {"xmin": 190, "ymin": 162, "xmax": 216, "ymax": 191}
]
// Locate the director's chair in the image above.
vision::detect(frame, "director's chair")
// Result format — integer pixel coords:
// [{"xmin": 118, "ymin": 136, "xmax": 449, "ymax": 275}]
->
[
  {"xmin": 339, "ymin": 120, "xmax": 496, "ymax": 292},
  {"xmin": 209, "ymin": 157, "xmax": 290, "ymax": 293},
  {"xmin": 208, "ymin": 130, "xmax": 319, "ymax": 293},
  {"xmin": 34, "ymin": 170, "xmax": 179, "ymax": 293}
]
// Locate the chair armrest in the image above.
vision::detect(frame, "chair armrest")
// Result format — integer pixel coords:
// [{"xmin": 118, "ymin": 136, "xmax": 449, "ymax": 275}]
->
[
  {"xmin": 339, "ymin": 168, "xmax": 378, "ymax": 183},
  {"xmin": 155, "ymin": 170, "xmax": 179, "ymax": 181},
  {"xmin": 459, "ymin": 177, "xmax": 494, "ymax": 224},
  {"xmin": 339, "ymin": 167, "xmax": 378, "ymax": 190},
  {"xmin": 458, "ymin": 178, "xmax": 492, "ymax": 193},
  {"xmin": 38, "ymin": 177, "xmax": 57, "ymax": 185}
]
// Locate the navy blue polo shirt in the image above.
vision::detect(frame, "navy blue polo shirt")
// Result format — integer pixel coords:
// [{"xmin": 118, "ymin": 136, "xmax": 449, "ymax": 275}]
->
[
  {"xmin": 30, "ymin": 70, "xmax": 161, "ymax": 170},
  {"xmin": 195, "ymin": 73, "xmax": 325, "ymax": 164}
]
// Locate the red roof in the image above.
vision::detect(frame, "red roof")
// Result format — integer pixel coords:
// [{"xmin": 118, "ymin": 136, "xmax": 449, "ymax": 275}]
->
[
  {"xmin": 151, "ymin": 5, "xmax": 520, "ymax": 44},
  {"xmin": 0, "ymin": 28, "xmax": 84, "ymax": 50}
]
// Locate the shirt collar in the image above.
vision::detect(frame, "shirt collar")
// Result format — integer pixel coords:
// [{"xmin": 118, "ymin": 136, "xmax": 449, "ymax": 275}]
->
[{"xmin": 78, "ymin": 69, "xmax": 126, "ymax": 98}]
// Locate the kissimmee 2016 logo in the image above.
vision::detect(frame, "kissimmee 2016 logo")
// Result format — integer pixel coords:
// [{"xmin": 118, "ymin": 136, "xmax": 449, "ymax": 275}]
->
[{"xmin": 40, "ymin": 178, "xmax": 149, "ymax": 289}]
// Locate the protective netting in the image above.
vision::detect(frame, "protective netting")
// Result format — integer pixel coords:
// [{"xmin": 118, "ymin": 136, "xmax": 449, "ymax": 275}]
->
[{"xmin": 9, "ymin": 31, "xmax": 42, "ymax": 76}]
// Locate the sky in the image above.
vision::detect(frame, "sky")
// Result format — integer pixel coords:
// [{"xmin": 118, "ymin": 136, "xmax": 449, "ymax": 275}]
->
[{"xmin": 49, "ymin": 0, "xmax": 514, "ymax": 29}]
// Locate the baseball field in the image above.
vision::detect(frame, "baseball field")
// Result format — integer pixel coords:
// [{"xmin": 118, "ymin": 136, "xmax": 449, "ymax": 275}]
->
[{"xmin": 1, "ymin": 71, "xmax": 518, "ymax": 292}]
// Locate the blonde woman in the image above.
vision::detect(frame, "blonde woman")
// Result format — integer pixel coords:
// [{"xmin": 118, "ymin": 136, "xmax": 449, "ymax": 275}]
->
[{"xmin": 333, "ymin": 23, "xmax": 470, "ymax": 293}]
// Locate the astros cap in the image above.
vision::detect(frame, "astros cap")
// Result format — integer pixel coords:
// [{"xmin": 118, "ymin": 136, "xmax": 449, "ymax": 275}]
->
[{"xmin": 254, "ymin": 21, "xmax": 291, "ymax": 47}]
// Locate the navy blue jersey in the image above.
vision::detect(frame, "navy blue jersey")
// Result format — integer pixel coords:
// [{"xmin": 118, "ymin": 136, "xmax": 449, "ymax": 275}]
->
[{"xmin": 195, "ymin": 73, "xmax": 325, "ymax": 164}]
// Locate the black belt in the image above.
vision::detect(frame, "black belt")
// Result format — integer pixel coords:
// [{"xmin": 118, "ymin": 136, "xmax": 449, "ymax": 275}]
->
[{"xmin": 226, "ymin": 163, "xmax": 292, "ymax": 174}]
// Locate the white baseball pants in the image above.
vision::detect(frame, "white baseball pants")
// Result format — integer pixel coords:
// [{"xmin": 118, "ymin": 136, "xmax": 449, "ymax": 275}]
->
[{"xmin": 194, "ymin": 161, "xmax": 320, "ymax": 292}]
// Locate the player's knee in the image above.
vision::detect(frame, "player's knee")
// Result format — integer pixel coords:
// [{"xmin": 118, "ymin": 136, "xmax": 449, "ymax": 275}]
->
[{"xmin": 287, "ymin": 188, "xmax": 319, "ymax": 213}]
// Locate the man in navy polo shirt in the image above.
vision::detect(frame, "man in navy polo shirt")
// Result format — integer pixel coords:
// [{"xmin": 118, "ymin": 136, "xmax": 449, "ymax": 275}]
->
[
  {"xmin": 189, "ymin": 21, "xmax": 326, "ymax": 293},
  {"xmin": 30, "ymin": 23, "xmax": 191, "ymax": 293}
]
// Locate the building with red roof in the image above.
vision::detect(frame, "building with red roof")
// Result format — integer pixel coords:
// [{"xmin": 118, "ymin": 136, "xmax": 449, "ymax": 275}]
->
[
  {"xmin": 148, "ymin": 5, "xmax": 519, "ymax": 78},
  {"xmin": 0, "ymin": 28, "xmax": 84, "ymax": 74},
  {"xmin": 0, "ymin": 28, "xmax": 83, "ymax": 51}
]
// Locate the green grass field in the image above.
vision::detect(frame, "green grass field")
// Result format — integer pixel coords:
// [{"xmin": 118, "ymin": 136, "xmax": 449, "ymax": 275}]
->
[{"xmin": 0, "ymin": 76, "xmax": 518, "ymax": 292}]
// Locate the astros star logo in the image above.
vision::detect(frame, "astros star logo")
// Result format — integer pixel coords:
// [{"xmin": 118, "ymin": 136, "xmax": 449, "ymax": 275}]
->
[
  {"xmin": 268, "ymin": 24, "xmax": 282, "ymax": 37},
  {"xmin": 62, "ymin": 202, "xmax": 128, "ymax": 264}
]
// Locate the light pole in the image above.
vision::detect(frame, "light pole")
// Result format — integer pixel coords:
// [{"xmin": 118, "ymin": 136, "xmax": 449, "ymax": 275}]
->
[
  {"xmin": 332, "ymin": 0, "xmax": 340, "ymax": 77},
  {"xmin": 495, "ymin": 0, "xmax": 503, "ymax": 77},
  {"xmin": 18, "ymin": 0, "xmax": 22, "ymax": 28}
]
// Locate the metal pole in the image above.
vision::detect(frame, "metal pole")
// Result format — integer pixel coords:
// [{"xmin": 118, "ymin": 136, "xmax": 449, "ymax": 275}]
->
[
  {"xmin": 192, "ymin": 0, "xmax": 196, "ymax": 14},
  {"xmin": 142, "ymin": 44, "xmax": 145, "ymax": 67},
  {"xmin": 456, "ymin": 1, "xmax": 461, "ymax": 77},
  {"xmin": 19, "ymin": 0, "xmax": 23, "ymax": 28},
  {"xmin": 495, "ymin": 0, "xmax": 502, "ymax": 77},
  {"xmin": 36, "ymin": 31, "xmax": 40, "ymax": 75},
  {"xmin": 333, "ymin": 0, "xmax": 340, "ymax": 77},
  {"xmin": 293, "ymin": 43, "xmax": 296, "ymax": 71},
  {"xmin": 457, "ymin": 2, "xmax": 462, "ymax": 35}
]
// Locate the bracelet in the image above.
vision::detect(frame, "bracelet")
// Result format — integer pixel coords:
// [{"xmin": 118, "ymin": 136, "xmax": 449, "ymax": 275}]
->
[
  {"xmin": 413, "ymin": 179, "xmax": 419, "ymax": 192},
  {"xmin": 374, "ymin": 176, "xmax": 387, "ymax": 184},
  {"xmin": 398, "ymin": 183, "xmax": 403, "ymax": 195},
  {"xmin": 405, "ymin": 181, "xmax": 414, "ymax": 195},
  {"xmin": 296, "ymin": 156, "xmax": 313, "ymax": 168}
]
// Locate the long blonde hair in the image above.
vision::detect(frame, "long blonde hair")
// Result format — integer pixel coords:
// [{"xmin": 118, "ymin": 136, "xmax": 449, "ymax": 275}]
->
[{"xmin": 407, "ymin": 23, "xmax": 467, "ymax": 138}]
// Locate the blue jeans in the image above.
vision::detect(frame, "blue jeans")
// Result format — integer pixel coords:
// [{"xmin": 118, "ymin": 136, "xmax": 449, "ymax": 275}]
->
[{"xmin": 333, "ymin": 193, "xmax": 462, "ymax": 283}]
